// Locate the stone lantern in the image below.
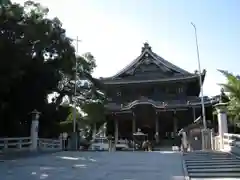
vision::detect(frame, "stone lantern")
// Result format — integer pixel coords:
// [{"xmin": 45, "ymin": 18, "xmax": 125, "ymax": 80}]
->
[{"xmin": 30, "ymin": 109, "xmax": 41, "ymax": 151}]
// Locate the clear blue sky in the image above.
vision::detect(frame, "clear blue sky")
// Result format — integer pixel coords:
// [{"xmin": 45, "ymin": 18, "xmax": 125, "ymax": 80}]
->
[{"xmin": 14, "ymin": 0, "xmax": 240, "ymax": 96}]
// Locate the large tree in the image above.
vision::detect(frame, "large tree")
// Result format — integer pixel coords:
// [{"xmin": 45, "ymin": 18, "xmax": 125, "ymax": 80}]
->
[
  {"xmin": 0, "ymin": 1, "xmax": 102, "ymax": 137},
  {"xmin": 58, "ymin": 52, "xmax": 106, "ymax": 132}
]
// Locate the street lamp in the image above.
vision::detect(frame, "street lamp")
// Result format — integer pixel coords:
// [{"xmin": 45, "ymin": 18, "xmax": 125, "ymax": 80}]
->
[
  {"xmin": 30, "ymin": 109, "xmax": 41, "ymax": 121},
  {"xmin": 191, "ymin": 22, "xmax": 207, "ymax": 130},
  {"xmin": 191, "ymin": 23, "xmax": 209, "ymax": 150}
]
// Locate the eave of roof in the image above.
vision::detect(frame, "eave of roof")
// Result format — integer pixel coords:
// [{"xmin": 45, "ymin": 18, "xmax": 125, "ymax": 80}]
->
[
  {"xmin": 104, "ymin": 96, "xmax": 219, "ymax": 111},
  {"xmin": 100, "ymin": 72, "xmax": 205, "ymax": 85}
]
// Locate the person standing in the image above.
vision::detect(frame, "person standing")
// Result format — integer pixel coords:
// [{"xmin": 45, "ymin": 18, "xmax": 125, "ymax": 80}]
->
[
  {"xmin": 142, "ymin": 140, "xmax": 148, "ymax": 151},
  {"xmin": 65, "ymin": 135, "xmax": 70, "ymax": 151},
  {"xmin": 148, "ymin": 140, "xmax": 152, "ymax": 151},
  {"xmin": 181, "ymin": 132, "xmax": 188, "ymax": 152}
]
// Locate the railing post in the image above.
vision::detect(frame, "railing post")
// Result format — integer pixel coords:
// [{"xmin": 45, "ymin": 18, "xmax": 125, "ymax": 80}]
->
[
  {"xmin": 59, "ymin": 136, "xmax": 63, "ymax": 150},
  {"xmin": 38, "ymin": 139, "xmax": 41, "ymax": 150},
  {"xmin": 216, "ymin": 136, "xmax": 218, "ymax": 150},
  {"xmin": 4, "ymin": 139, "xmax": 8, "ymax": 150},
  {"xmin": 18, "ymin": 139, "xmax": 22, "ymax": 149},
  {"xmin": 43, "ymin": 141, "xmax": 46, "ymax": 149},
  {"xmin": 210, "ymin": 129, "xmax": 214, "ymax": 150}
]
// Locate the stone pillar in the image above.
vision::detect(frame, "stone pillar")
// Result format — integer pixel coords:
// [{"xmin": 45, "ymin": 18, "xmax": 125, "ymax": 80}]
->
[
  {"xmin": 155, "ymin": 112, "xmax": 159, "ymax": 144},
  {"xmin": 201, "ymin": 128, "xmax": 212, "ymax": 150},
  {"xmin": 114, "ymin": 118, "xmax": 118, "ymax": 151},
  {"xmin": 215, "ymin": 102, "xmax": 228, "ymax": 150},
  {"xmin": 30, "ymin": 109, "xmax": 41, "ymax": 151}
]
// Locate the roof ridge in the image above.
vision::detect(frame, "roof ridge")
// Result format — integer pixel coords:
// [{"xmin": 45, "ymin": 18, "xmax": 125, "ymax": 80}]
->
[{"xmin": 103, "ymin": 43, "xmax": 193, "ymax": 80}]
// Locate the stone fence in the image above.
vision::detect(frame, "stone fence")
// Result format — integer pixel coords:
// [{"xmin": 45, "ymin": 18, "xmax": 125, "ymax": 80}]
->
[
  {"xmin": 213, "ymin": 133, "xmax": 240, "ymax": 155},
  {"xmin": 0, "ymin": 137, "xmax": 62, "ymax": 153}
]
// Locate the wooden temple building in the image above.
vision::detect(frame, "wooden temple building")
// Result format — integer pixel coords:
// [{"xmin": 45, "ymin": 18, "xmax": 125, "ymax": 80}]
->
[{"xmin": 99, "ymin": 43, "xmax": 218, "ymax": 145}]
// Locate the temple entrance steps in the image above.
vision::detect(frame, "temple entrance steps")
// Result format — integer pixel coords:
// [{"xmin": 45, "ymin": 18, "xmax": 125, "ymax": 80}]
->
[{"xmin": 183, "ymin": 151, "xmax": 240, "ymax": 179}]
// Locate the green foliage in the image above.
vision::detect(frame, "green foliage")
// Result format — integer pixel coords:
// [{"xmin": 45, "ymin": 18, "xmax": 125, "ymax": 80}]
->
[
  {"xmin": 0, "ymin": 0, "xmax": 10, "ymax": 5},
  {"xmin": 81, "ymin": 102, "xmax": 106, "ymax": 125},
  {"xmin": 0, "ymin": 1, "xmax": 103, "ymax": 137},
  {"xmin": 66, "ymin": 107, "xmax": 82, "ymax": 122},
  {"xmin": 219, "ymin": 70, "xmax": 240, "ymax": 100},
  {"xmin": 60, "ymin": 101, "xmax": 106, "ymax": 133},
  {"xmin": 219, "ymin": 70, "xmax": 240, "ymax": 121}
]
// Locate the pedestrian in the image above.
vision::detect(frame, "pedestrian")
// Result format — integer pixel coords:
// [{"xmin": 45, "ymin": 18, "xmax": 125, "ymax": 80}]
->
[
  {"xmin": 147, "ymin": 141, "xmax": 152, "ymax": 151},
  {"xmin": 181, "ymin": 132, "xmax": 188, "ymax": 152},
  {"xmin": 65, "ymin": 135, "xmax": 70, "ymax": 151},
  {"xmin": 142, "ymin": 140, "xmax": 148, "ymax": 151}
]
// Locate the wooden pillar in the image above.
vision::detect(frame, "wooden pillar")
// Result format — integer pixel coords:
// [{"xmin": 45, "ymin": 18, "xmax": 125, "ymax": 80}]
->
[
  {"xmin": 155, "ymin": 112, "xmax": 159, "ymax": 143},
  {"xmin": 132, "ymin": 112, "xmax": 136, "ymax": 134},
  {"xmin": 173, "ymin": 111, "xmax": 178, "ymax": 136},
  {"xmin": 192, "ymin": 107, "xmax": 196, "ymax": 121},
  {"xmin": 114, "ymin": 118, "xmax": 118, "ymax": 150}
]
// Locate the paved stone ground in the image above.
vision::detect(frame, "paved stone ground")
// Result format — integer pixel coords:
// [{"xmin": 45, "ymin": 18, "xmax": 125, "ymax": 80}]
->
[
  {"xmin": 0, "ymin": 151, "xmax": 186, "ymax": 180},
  {"xmin": 0, "ymin": 150, "xmax": 61, "ymax": 161}
]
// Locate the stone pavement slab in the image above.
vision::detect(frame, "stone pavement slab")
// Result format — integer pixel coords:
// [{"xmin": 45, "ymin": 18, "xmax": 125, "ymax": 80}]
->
[
  {"xmin": 0, "ymin": 150, "xmax": 60, "ymax": 161},
  {"xmin": 0, "ymin": 151, "xmax": 186, "ymax": 180}
]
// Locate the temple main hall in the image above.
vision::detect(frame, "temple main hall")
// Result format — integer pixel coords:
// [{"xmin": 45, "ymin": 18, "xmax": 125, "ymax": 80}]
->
[{"xmin": 99, "ymin": 43, "xmax": 218, "ymax": 145}]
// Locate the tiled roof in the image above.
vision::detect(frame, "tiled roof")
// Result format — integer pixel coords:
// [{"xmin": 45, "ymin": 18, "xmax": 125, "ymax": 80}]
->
[{"xmin": 102, "ymin": 42, "xmax": 194, "ymax": 80}]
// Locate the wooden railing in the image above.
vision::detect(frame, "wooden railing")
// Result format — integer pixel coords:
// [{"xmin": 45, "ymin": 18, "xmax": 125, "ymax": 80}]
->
[
  {"xmin": 0, "ymin": 137, "xmax": 62, "ymax": 152},
  {"xmin": 0, "ymin": 137, "xmax": 32, "ymax": 152}
]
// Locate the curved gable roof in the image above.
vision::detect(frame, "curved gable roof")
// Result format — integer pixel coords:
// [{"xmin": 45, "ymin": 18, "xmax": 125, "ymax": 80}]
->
[{"xmin": 104, "ymin": 42, "xmax": 193, "ymax": 80}]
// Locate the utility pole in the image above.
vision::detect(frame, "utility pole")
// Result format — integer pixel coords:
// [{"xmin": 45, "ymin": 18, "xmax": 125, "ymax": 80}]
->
[{"xmin": 72, "ymin": 36, "xmax": 81, "ymax": 150}]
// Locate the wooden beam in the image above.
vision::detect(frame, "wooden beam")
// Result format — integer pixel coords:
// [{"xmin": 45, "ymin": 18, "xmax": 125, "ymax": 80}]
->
[{"xmin": 156, "ymin": 108, "xmax": 188, "ymax": 112}]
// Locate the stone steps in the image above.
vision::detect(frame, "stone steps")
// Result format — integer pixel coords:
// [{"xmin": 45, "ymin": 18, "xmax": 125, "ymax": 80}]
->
[
  {"xmin": 186, "ymin": 162, "xmax": 240, "ymax": 166},
  {"xmin": 189, "ymin": 173, "xmax": 240, "ymax": 178},
  {"xmin": 183, "ymin": 151, "xmax": 240, "ymax": 179},
  {"xmin": 185, "ymin": 159, "xmax": 240, "ymax": 163},
  {"xmin": 187, "ymin": 164, "xmax": 240, "ymax": 169}
]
